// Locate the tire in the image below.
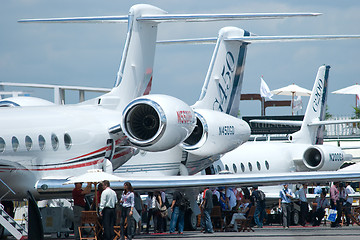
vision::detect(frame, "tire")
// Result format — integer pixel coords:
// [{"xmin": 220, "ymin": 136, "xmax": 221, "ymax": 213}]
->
[
  {"xmin": 291, "ymin": 210, "xmax": 299, "ymax": 225},
  {"xmin": 184, "ymin": 209, "xmax": 197, "ymax": 231}
]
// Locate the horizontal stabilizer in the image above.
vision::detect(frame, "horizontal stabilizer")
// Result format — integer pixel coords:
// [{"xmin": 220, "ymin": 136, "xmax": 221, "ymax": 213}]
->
[
  {"xmin": 158, "ymin": 35, "xmax": 360, "ymax": 45},
  {"xmin": 250, "ymin": 119, "xmax": 303, "ymax": 126},
  {"xmin": 157, "ymin": 37, "xmax": 217, "ymax": 45},
  {"xmin": 19, "ymin": 12, "xmax": 321, "ymax": 24},
  {"xmin": 18, "ymin": 16, "xmax": 129, "ymax": 23},
  {"xmin": 341, "ymin": 146, "xmax": 360, "ymax": 150},
  {"xmin": 308, "ymin": 119, "xmax": 360, "ymax": 126},
  {"xmin": 250, "ymin": 118, "xmax": 360, "ymax": 127},
  {"xmin": 138, "ymin": 12, "xmax": 321, "ymax": 22}
]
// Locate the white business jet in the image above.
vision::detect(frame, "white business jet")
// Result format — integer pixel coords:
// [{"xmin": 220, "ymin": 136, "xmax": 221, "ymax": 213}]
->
[
  {"xmin": 208, "ymin": 65, "xmax": 360, "ymax": 176},
  {"xmin": 116, "ymin": 26, "xmax": 360, "ymax": 177},
  {"xmin": 2, "ymin": 4, "xmax": 312, "ymax": 200}
]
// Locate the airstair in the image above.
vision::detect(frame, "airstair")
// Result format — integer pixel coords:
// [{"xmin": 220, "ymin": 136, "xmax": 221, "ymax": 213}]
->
[
  {"xmin": 0, "ymin": 206, "xmax": 27, "ymax": 239},
  {"xmin": 0, "ymin": 179, "xmax": 27, "ymax": 239}
]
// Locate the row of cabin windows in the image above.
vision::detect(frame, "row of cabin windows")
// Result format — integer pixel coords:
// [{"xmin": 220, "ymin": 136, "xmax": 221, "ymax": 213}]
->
[
  {"xmin": 221, "ymin": 160, "xmax": 270, "ymax": 173},
  {"xmin": 0, "ymin": 133, "xmax": 72, "ymax": 153}
]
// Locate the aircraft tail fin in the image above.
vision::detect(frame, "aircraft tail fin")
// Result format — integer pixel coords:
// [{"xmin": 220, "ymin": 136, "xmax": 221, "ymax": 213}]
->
[
  {"xmin": 192, "ymin": 27, "xmax": 250, "ymax": 117},
  {"xmin": 291, "ymin": 65, "xmax": 330, "ymax": 144}
]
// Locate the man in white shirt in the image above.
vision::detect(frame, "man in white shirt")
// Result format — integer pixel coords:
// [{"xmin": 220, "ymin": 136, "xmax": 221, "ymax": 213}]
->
[
  {"xmin": 279, "ymin": 184, "xmax": 294, "ymax": 229},
  {"xmin": 226, "ymin": 187, "xmax": 237, "ymax": 210},
  {"xmin": 100, "ymin": 180, "xmax": 118, "ymax": 240},
  {"xmin": 344, "ymin": 182, "xmax": 355, "ymax": 226}
]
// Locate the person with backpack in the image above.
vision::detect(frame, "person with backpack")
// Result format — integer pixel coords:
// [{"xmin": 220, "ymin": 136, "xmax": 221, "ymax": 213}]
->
[
  {"xmin": 169, "ymin": 190, "xmax": 185, "ymax": 234},
  {"xmin": 200, "ymin": 187, "xmax": 214, "ymax": 234},
  {"xmin": 251, "ymin": 185, "xmax": 266, "ymax": 228}
]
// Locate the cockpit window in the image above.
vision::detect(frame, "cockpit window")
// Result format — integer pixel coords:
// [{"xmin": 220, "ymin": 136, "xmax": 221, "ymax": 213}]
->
[
  {"xmin": 51, "ymin": 134, "xmax": 59, "ymax": 151},
  {"xmin": 25, "ymin": 136, "xmax": 32, "ymax": 151},
  {"xmin": 64, "ymin": 133, "xmax": 72, "ymax": 150},
  {"xmin": 0, "ymin": 137, "xmax": 5, "ymax": 153},
  {"xmin": 225, "ymin": 164, "xmax": 229, "ymax": 171},
  {"xmin": 12, "ymin": 136, "xmax": 19, "ymax": 152},
  {"xmin": 217, "ymin": 165, "xmax": 221, "ymax": 173},
  {"xmin": 39, "ymin": 135, "xmax": 46, "ymax": 151}
]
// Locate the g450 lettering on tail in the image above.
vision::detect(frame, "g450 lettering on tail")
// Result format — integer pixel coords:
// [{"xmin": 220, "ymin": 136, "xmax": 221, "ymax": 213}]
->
[{"xmin": 214, "ymin": 51, "xmax": 235, "ymax": 112}]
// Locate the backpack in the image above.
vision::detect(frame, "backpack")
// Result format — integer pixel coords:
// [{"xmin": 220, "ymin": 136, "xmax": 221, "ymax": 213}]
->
[
  {"xmin": 164, "ymin": 196, "xmax": 171, "ymax": 208},
  {"xmin": 178, "ymin": 192, "xmax": 191, "ymax": 211},
  {"xmin": 258, "ymin": 190, "xmax": 266, "ymax": 202}
]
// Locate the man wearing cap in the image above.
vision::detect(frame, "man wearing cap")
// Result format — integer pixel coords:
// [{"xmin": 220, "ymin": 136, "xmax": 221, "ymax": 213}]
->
[
  {"xmin": 279, "ymin": 184, "xmax": 293, "ymax": 229},
  {"xmin": 72, "ymin": 182, "xmax": 92, "ymax": 240}
]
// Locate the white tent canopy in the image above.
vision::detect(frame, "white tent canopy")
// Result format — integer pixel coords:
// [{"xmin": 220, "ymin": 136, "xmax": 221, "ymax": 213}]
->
[
  {"xmin": 271, "ymin": 83, "xmax": 311, "ymax": 115},
  {"xmin": 332, "ymin": 84, "xmax": 360, "ymax": 95},
  {"xmin": 64, "ymin": 169, "xmax": 123, "ymax": 185},
  {"xmin": 271, "ymin": 83, "xmax": 312, "ymax": 96},
  {"xmin": 332, "ymin": 83, "xmax": 360, "ymax": 106}
]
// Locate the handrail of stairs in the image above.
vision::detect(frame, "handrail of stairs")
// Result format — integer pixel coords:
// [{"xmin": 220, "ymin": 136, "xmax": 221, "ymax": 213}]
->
[{"xmin": 0, "ymin": 179, "xmax": 16, "ymax": 201}]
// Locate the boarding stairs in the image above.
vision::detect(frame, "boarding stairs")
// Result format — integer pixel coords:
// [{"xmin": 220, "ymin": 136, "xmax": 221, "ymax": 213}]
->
[
  {"xmin": 0, "ymin": 179, "xmax": 27, "ymax": 239},
  {"xmin": 0, "ymin": 206, "xmax": 27, "ymax": 239}
]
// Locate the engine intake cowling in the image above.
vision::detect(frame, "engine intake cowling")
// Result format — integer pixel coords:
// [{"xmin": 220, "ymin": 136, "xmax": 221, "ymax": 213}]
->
[
  {"xmin": 121, "ymin": 94, "xmax": 196, "ymax": 152},
  {"xmin": 181, "ymin": 109, "xmax": 250, "ymax": 156},
  {"xmin": 303, "ymin": 145, "xmax": 351, "ymax": 171}
]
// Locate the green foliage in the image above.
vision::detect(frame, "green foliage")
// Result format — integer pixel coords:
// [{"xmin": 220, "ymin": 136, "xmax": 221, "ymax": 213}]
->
[
  {"xmin": 325, "ymin": 105, "xmax": 332, "ymax": 120},
  {"xmin": 354, "ymin": 106, "xmax": 360, "ymax": 119}
]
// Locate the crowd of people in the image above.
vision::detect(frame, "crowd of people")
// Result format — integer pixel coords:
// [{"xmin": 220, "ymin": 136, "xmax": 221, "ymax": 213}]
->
[
  {"xmin": 279, "ymin": 182, "xmax": 356, "ymax": 229},
  {"xmin": 71, "ymin": 181, "xmax": 357, "ymax": 240},
  {"xmin": 72, "ymin": 181, "xmax": 191, "ymax": 240},
  {"xmin": 196, "ymin": 185, "xmax": 266, "ymax": 232}
]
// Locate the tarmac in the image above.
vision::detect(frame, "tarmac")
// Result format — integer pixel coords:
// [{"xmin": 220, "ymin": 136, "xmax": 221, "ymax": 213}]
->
[{"xmin": 29, "ymin": 225, "xmax": 360, "ymax": 240}]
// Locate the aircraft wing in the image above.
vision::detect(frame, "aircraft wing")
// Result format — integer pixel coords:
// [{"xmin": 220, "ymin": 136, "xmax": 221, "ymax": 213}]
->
[{"xmin": 35, "ymin": 170, "xmax": 360, "ymax": 198}]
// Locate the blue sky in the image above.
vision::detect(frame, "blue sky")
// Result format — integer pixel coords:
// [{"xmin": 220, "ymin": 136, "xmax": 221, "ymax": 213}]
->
[{"xmin": 1, "ymin": 0, "xmax": 360, "ymax": 117}]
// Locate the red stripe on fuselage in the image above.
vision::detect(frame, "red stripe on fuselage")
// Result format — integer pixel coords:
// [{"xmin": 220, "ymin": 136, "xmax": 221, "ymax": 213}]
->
[
  {"xmin": 112, "ymin": 148, "xmax": 133, "ymax": 160},
  {"xmin": 0, "ymin": 148, "xmax": 133, "ymax": 172},
  {"xmin": 65, "ymin": 146, "xmax": 108, "ymax": 162}
]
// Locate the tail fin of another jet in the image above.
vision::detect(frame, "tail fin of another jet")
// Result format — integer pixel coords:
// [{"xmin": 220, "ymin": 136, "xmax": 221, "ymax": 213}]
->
[
  {"xmin": 292, "ymin": 65, "xmax": 330, "ymax": 144},
  {"xmin": 192, "ymin": 27, "xmax": 250, "ymax": 117}
]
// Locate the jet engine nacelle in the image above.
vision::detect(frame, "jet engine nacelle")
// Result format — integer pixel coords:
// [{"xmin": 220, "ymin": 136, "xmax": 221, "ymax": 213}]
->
[
  {"xmin": 180, "ymin": 109, "xmax": 251, "ymax": 156},
  {"xmin": 121, "ymin": 94, "xmax": 196, "ymax": 152},
  {"xmin": 303, "ymin": 145, "xmax": 351, "ymax": 171}
]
